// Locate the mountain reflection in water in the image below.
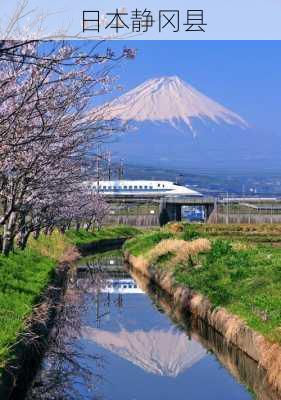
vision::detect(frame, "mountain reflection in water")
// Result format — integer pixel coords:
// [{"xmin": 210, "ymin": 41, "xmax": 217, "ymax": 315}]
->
[
  {"xmin": 82, "ymin": 326, "xmax": 206, "ymax": 377},
  {"xmin": 26, "ymin": 252, "xmax": 278, "ymax": 400}
]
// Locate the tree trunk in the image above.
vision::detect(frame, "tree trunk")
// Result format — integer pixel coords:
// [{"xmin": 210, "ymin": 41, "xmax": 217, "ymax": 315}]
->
[
  {"xmin": 19, "ymin": 231, "xmax": 31, "ymax": 250},
  {"xmin": 33, "ymin": 228, "xmax": 40, "ymax": 240},
  {"xmin": 86, "ymin": 220, "xmax": 93, "ymax": 231},
  {"xmin": 2, "ymin": 212, "xmax": 17, "ymax": 256},
  {"xmin": 47, "ymin": 226, "xmax": 54, "ymax": 235},
  {"xmin": 59, "ymin": 225, "xmax": 66, "ymax": 234}
]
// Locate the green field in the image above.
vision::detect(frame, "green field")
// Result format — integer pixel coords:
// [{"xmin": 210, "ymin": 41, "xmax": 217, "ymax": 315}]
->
[{"xmin": 124, "ymin": 223, "xmax": 281, "ymax": 344}]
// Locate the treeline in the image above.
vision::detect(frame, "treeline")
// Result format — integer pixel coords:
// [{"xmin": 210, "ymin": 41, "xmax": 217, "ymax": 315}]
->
[{"xmin": 0, "ymin": 41, "xmax": 135, "ymax": 255}]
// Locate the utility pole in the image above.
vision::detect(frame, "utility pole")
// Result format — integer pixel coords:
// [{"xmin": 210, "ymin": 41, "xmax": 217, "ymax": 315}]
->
[
  {"xmin": 117, "ymin": 164, "xmax": 121, "ymax": 180},
  {"xmin": 96, "ymin": 144, "xmax": 102, "ymax": 192},
  {"xmin": 96, "ymin": 290, "xmax": 100, "ymax": 328},
  {"xmin": 121, "ymin": 159, "xmax": 124, "ymax": 179},
  {"xmin": 118, "ymin": 159, "xmax": 124, "ymax": 180},
  {"xmin": 107, "ymin": 151, "xmax": 112, "ymax": 181},
  {"xmin": 96, "ymin": 155, "xmax": 100, "ymax": 193},
  {"xmin": 215, "ymin": 198, "xmax": 218, "ymax": 224},
  {"xmin": 226, "ymin": 192, "xmax": 229, "ymax": 224},
  {"xmin": 176, "ymin": 173, "xmax": 184, "ymax": 185}
]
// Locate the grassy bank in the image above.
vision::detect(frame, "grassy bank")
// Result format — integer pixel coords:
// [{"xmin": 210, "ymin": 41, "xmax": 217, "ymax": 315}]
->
[
  {"xmin": 0, "ymin": 249, "xmax": 56, "ymax": 371},
  {"xmin": 123, "ymin": 223, "xmax": 281, "ymax": 344},
  {"xmin": 0, "ymin": 225, "xmax": 139, "ymax": 376},
  {"xmin": 64, "ymin": 225, "xmax": 140, "ymax": 246}
]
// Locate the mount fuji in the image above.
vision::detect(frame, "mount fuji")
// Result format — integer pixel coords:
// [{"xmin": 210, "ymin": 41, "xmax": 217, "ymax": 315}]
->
[
  {"xmin": 82, "ymin": 326, "xmax": 206, "ymax": 377},
  {"xmin": 97, "ymin": 76, "xmax": 281, "ymax": 172},
  {"xmin": 107, "ymin": 76, "xmax": 248, "ymax": 133}
]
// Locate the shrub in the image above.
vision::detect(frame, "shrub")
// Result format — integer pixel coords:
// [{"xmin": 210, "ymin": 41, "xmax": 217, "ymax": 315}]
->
[
  {"xmin": 166, "ymin": 222, "xmax": 185, "ymax": 233},
  {"xmin": 181, "ymin": 225, "xmax": 200, "ymax": 241},
  {"xmin": 123, "ymin": 231, "xmax": 173, "ymax": 256},
  {"xmin": 207, "ymin": 240, "xmax": 233, "ymax": 262},
  {"xmin": 146, "ymin": 238, "xmax": 211, "ymax": 267}
]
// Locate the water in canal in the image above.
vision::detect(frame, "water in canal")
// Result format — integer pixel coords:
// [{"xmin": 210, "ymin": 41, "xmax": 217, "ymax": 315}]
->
[{"xmin": 27, "ymin": 250, "xmax": 277, "ymax": 400}]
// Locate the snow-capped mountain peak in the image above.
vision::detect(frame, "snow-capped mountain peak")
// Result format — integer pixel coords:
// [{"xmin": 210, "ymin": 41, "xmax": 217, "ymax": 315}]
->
[
  {"xmin": 105, "ymin": 76, "xmax": 248, "ymax": 131},
  {"xmin": 82, "ymin": 326, "xmax": 206, "ymax": 377}
]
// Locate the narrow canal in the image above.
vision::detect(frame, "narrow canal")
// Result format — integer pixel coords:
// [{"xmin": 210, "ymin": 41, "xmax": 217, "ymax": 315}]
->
[{"xmin": 26, "ymin": 249, "xmax": 276, "ymax": 400}]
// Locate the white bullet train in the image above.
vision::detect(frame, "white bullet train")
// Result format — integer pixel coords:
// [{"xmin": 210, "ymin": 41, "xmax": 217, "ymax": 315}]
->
[
  {"xmin": 90, "ymin": 180, "xmax": 202, "ymax": 197},
  {"xmin": 101, "ymin": 279, "xmax": 144, "ymax": 294}
]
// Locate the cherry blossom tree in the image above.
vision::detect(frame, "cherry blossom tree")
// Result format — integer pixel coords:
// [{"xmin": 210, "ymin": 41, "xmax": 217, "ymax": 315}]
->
[{"xmin": 0, "ymin": 40, "xmax": 134, "ymax": 255}]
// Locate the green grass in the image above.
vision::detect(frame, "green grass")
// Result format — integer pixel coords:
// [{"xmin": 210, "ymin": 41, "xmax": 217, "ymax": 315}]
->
[
  {"xmin": 0, "ymin": 249, "xmax": 56, "ymax": 370},
  {"xmin": 29, "ymin": 230, "xmax": 72, "ymax": 259},
  {"xmin": 123, "ymin": 230, "xmax": 172, "ymax": 256},
  {"xmin": 174, "ymin": 240, "xmax": 281, "ymax": 343},
  {"xmin": 65, "ymin": 225, "xmax": 141, "ymax": 246},
  {"xmin": 0, "ymin": 225, "xmax": 140, "ymax": 376},
  {"xmin": 124, "ymin": 225, "xmax": 281, "ymax": 344},
  {"xmin": 122, "ymin": 225, "xmax": 203, "ymax": 257}
]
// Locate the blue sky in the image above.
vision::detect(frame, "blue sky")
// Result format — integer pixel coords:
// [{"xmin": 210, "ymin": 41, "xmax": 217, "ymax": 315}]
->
[{"xmin": 99, "ymin": 41, "xmax": 281, "ymax": 135}]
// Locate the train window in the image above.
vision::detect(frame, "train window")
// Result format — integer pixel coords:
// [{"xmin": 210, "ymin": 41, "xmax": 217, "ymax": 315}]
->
[
  {"xmin": 108, "ymin": 186, "xmax": 112, "ymax": 190},
  {"xmin": 149, "ymin": 186, "xmax": 153, "ymax": 189},
  {"xmin": 124, "ymin": 186, "xmax": 127, "ymax": 189},
  {"xmin": 144, "ymin": 185, "xmax": 148, "ymax": 189},
  {"xmin": 162, "ymin": 184, "xmax": 165, "ymax": 188},
  {"xmin": 139, "ymin": 186, "xmax": 143, "ymax": 189},
  {"xmin": 134, "ymin": 186, "xmax": 138, "ymax": 189},
  {"xmin": 103, "ymin": 186, "xmax": 106, "ymax": 190},
  {"xmin": 129, "ymin": 186, "xmax": 132, "ymax": 189},
  {"xmin": 158, "ymin": 183, "xmax": 161, "ymax": 187}
]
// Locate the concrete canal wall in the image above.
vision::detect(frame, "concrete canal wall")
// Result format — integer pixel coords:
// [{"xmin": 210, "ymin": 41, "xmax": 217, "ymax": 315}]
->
[
  {"xmin": 0, "ymin": 237, "xmax": 128, "ymax": 399},
  {"xmin": 124, "ymin": 251, "xmax": 281, "ymax": 395},
  {"xmin": 0, "ymin": 263, "xmax": 69, "ymax": 400},
  {"xmin": 129, "ymin": 268, "xmax": 279, "ymax": 400}
]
